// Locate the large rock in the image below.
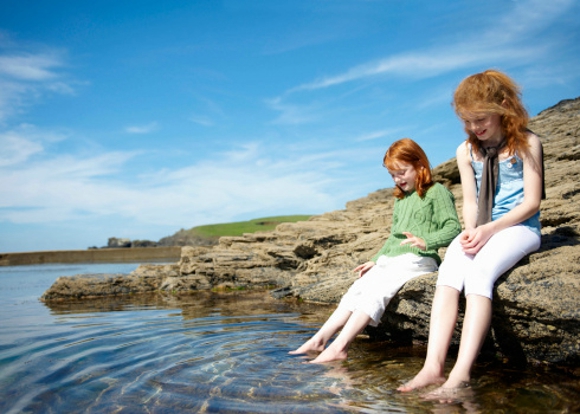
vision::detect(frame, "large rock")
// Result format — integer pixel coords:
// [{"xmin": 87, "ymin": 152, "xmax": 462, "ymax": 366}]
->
[{"xmin": 41, "ymin": 97, "xmax": 580, "ymax": 367}]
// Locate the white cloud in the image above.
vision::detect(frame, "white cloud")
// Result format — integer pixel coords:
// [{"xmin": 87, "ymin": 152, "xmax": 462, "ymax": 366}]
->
[
  {"xmin": 0, "ymin": 130, "xmax": 43, "ymax": 167},
  {"xmin": 125, "ymin": 122, "xmax": 159, "ymax": 134},
  {"xmin": 0, "ymin": 43, "xmax": 74, "ymax": 121},
  {"xmin": 354, "ymin": 128, "xmax": 406, "ymax": 142},
  {"xmin": 0, "ymin": 124, "xmax": 67, "ymax": 166},
  {"xmin": 189, "ymin": 115, "xmax": 214, "ymax": 127},
  {"xmin": 0, "ymin": 131, "xmax": 353, "ymax": 227},
  {"xmin": 0, "ymin": 53, "xmax": 62, "ymax": 80},
  {"xmin": 289, "ymin": 0, "xmax": 573, "ymax": 92},
  {"xmin": 265, "ymin": 96, "xmax": 319, "ymax": 125}
]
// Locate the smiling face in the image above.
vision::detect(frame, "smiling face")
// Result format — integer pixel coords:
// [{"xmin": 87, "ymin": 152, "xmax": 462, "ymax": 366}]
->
[
  {"xmin": 388, "ymin": 162, "xmax": 417, "ymax": 193},
  {"xmin": 461, "ymin": 112, "xmax": 504, "ymax": 146}
]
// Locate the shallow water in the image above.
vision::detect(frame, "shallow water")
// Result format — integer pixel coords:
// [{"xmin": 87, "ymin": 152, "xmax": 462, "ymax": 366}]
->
[{"xmin": 0, "ymin": 264, "xmax": 578, "ymax": 413}]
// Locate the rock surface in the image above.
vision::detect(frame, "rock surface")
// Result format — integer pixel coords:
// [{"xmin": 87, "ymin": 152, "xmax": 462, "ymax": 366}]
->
[{"xmin": 41, "ymin": 97, "xmax": 580, "ymax": 367}]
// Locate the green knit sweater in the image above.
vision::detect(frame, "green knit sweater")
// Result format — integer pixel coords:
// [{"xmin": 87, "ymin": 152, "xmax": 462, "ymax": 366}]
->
[{"xmin": 371, "ymin": 183, "xmax": 461, "ymax": 265}]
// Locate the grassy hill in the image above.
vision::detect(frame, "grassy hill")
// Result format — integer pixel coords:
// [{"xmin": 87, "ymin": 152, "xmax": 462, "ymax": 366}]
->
[{"xmin": 158, "ymin": 215, "xmax": 313, "ymax": 246}]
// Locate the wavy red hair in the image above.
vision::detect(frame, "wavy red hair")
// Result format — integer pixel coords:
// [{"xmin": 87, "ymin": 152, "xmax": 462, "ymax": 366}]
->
[{"xmin": 453, "ymin": 69, "xmax": 530, "ymax": 155}]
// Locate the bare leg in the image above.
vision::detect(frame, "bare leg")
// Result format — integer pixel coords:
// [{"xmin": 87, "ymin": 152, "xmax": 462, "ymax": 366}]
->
[
  {"xmin": 432, "ymin": 293, "xmax": 492, "ymax": 390},
  {"xmin": 289, "ymin": 307, "xmax": 352, "ymax": 355},
  {"xmin": 398, "ymin": 286, "xmax": 460, "ymax": 392},
  {"xmin": 310, "ymin": 309, "xmax": 372, "ymax": 364}
]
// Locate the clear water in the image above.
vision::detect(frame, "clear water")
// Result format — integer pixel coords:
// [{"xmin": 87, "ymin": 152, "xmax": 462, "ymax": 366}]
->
[{"xmin": 0, "ymin": 264, "xmax": 578, "ymax": 413}]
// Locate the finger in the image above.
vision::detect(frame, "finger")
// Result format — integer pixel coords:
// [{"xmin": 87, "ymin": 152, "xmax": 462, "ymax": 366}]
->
[
  {"xmin": 462, "ymin": 243, "xmax": 481, "ymax": 254},
  {"xmin": 402, "ymin": 232, "xmax": 414, "ymax": 238}
]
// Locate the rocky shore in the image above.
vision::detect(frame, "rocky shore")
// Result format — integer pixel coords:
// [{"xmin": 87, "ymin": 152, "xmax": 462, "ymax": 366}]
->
[{"xmin": 41, "ymin": 97, "xmax": 580, "ymax": 368}]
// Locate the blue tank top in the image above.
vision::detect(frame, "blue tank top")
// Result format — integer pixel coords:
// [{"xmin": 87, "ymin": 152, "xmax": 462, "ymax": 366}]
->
[{"xmin": 470, "ymin": 147, "xmax": 541, "ymax": 237}]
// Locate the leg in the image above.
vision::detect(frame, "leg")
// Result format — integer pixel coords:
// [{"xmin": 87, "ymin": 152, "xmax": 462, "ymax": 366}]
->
[
  {"xmin": 398, "ymin": 286, "xmax": 460, "ymax": 392},
  {"xmin": 289, "ymin": 306, "xmax": 352, "ymax": 355},
  {"xmin": 424, "ymin": 226, "xmax": 539, "ymax": 396},
  {"xmin": 309, "ymin": 309, "xmax": 372, "ymax": 363},
  {"xmin": 440, "ymin": 294, "xmax": 492, "ymax": 388},
  {"xmin": 423, "ymin": 294, "xmax": 491, "ymax": 399}
]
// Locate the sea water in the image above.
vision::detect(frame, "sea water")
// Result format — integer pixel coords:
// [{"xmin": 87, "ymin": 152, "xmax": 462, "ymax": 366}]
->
[{"xmin": 0, "ymin": 263, "xmax": 578, "ymax": 413}]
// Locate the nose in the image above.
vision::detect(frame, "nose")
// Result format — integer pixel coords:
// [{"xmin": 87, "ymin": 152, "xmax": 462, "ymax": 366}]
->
[{"xmin": 466, "ymin": 120, "xmax": 477, "ymax": 130}]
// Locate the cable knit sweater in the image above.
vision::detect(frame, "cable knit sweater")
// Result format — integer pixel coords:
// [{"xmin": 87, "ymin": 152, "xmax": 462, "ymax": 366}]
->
[{"xmin": 371, "ymin": 183, "xmax": 461, "ymax": 265}]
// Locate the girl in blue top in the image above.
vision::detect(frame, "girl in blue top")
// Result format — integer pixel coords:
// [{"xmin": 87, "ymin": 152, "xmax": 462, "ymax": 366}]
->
[{"xmin": 400, "ymin": 70, "xmax": 543, "ymax": 398}]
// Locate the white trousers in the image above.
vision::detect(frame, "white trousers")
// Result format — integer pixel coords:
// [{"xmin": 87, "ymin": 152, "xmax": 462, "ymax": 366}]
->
[
  {"xmin": 338, "ymin": 254, "xmax": 438, "ymax": 327},
  {"xmin": 437, "ymin": 225, "xmax": 541, "ymax": 299}
]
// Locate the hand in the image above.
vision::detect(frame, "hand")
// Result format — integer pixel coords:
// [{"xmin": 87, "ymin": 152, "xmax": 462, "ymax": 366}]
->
[
  {"xmin": 401, "ymin": 232, "xmax": 426, "ymax": 251},
  {"xmin": 353, "ymin": 261, "xmax": 375, "ymax": 278},
  {"xmin": 459, "ymin": 225, "xmax": 493, "ymax": 255}
]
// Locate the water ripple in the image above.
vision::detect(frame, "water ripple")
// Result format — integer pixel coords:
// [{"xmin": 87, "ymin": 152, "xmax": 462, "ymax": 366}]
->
[{"xmin": 1, "ymin": 267, "xmax": 579, "ymax": 413}]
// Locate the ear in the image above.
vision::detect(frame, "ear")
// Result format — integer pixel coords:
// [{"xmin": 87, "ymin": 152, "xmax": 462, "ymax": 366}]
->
[{"xmin": 501, "ymin": 99, "xmax": 509, "ymax": 109}]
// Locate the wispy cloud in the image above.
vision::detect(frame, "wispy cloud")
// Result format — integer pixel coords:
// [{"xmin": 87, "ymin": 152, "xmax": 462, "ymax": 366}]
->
[
  {"xmin": 125, "ymin": 122, "xmax": 159, "ymax": 134},
  {"xmin": 0, "ymin": 52, "xmax": 63, "ymax": 80},
  {"xmin": 0, "ymin": 129, "xmax": 354, "ymax": 227},
  {"xmin": 290, "ymin": 0, "xmax": 573, "ymax": 92},
  {"xmin": 189, "ymin": 115, "xmax": 214, "ymax": 127},
  {"xmin": 266, "ymin": 97, "xmax": 320, "ymax": 125},
  {"xmin": 0, "ymin": 124, "xmax": 66, "ymax": 166},
  {"xmin": 0, "ymin": 39, "xmax": 74, "ymax": 121},
  {"xmin": 354, "ymin": 128, "xmax": 406, "ymax": 142},
  {"xmin": 0, "ymin": 129, "xmax": 43, "ymax": 167}
]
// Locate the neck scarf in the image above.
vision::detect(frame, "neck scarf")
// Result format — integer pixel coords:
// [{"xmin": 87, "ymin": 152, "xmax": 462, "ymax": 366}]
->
[{"xmin": 476, "ymin": 141, "xmax": 506, "ymax": 226}]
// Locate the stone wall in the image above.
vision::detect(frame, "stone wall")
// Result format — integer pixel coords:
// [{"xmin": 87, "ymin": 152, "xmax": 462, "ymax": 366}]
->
[{"xmin": 1, "ymin": 246, "xmax": 181, "ymax": 266}]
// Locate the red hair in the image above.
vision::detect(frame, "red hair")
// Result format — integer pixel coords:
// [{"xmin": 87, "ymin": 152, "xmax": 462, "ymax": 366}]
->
[
  {"xmin": 453, "ymin": 69, "xmax": 530, "ymax": 155},
  {"xmin": 383, "ymin": 138, "xmax": 433, "ymax": 199}
]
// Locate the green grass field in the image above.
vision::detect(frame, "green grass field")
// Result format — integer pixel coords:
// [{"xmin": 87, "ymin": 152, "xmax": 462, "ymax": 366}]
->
[{"xmin": 187, "ymin": 215, "xmax": 313, "ymax": 238}]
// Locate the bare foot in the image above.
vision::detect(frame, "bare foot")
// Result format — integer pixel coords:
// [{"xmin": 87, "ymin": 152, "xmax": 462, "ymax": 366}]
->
[
  {"xmin": 397, "ymin": 368, "xmax": 446, "ymax": 392},
  {"xmin": 288, "ymin": 338, "xmax": 325, "ymax": 355},
  {"xmin": 308, "ymin": 345, "xmax": 347, "ymax": 364}
]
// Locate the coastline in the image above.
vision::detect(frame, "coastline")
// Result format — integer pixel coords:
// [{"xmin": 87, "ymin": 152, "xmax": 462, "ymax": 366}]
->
[{"xmin": 0, "ymin": 246, "xmax": 182, "ymax": 266}]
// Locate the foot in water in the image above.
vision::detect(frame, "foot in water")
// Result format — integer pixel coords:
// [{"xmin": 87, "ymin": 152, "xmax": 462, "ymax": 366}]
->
[
  {"xmin": 288, "ymin": 338, "xmax": 325, "ymax": 355},
  {"xmin": 308, "ymin": 346, "xmax": 347, "ymax": 364},
  {"xmin": 397, "ymin": 369, "xmax": 446, "ymax": 392}
]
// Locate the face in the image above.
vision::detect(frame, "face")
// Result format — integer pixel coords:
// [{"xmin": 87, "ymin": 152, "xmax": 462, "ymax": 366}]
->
[
  {"xmin": 462, "ymin": 112, "xmax": 503, "ymax": 145},
  {"xmin": 388, "ymin": 162, "xmax": 417, "ymax": 193}
]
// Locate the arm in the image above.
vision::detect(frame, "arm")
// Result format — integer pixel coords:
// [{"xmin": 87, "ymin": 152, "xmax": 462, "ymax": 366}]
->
[
  {"xmin": 457, "ymin": 141, "xmax": 478, "ymax": 231},
  {"xmin": 370, "ymin": 198, "xmax": 400, "ymax": 262},
  {"xmin": 401, "ymin": 185, "xmax": 461, "ymax": 251},
  {"xmin": 420, "ymin": 184, "xmax": 462, "ymax": 250},
  {"xmin": 461, "ymin": 133, "xmax": 543, "ymax": 255}
]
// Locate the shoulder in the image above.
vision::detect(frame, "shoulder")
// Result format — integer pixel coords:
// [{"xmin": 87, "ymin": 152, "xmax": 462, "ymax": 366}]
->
[
  {"xmin": 456, "ymin": 140, "xmax": 469, "ymax": 156},
  {"xmin": 525, "ymin": 130, "xmax": 542, "ymax": 149},
  {"xmin": 425, "ymin": 182, "xmax": 454, "ymax": 200},
  {"xmin": 456, "ymin": 141, "xmax": 471, "ymax": 163},
  {"xmin": 520, "ymin": 131, "xmax": 543, "ymax": 161}
]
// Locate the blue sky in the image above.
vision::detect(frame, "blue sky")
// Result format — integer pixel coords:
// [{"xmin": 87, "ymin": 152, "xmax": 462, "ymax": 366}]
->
[{"xmin": 1, "ymin": 0, "xmax": 579, "ymax": 253}]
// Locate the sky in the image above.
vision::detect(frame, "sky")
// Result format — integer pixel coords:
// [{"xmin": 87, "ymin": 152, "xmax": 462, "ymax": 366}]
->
[{"xmin": 1, "ymin": 0, "xmax": 579, "ymax": 253}]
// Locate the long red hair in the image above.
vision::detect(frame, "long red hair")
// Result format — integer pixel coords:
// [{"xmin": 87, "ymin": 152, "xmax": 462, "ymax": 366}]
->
[
  {"xmin": 453, "ymin": 69, "xmax": 530, "ymax": 156},
  {"xmin": 383, "ymin": 138, "xmax": 433, "ymax": 199}
]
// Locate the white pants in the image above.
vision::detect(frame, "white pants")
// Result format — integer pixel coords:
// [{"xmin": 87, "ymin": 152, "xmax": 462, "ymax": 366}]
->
[
  {"xmin": 338, "ymin": 254, "xmax": 438, "ymax": 327},
  {"xmin": 437, "ymin": 225, "xmax": 541, "ymax": 299}
]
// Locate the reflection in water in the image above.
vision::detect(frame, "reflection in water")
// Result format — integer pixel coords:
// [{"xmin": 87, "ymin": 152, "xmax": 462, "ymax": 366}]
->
[{"xmin": 1, "ymin": 265, "xmax": 579, "ymax": 413}]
